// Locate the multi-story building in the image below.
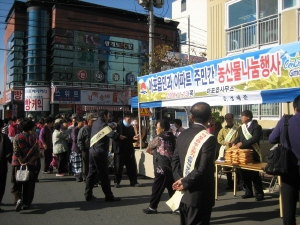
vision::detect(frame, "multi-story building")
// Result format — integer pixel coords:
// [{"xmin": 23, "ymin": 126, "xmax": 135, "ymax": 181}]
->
[
  {"xmin": 171, "ymin": 0, "xmax": 207, "ymax": 58},
  {"xmin": 1, "ymin": 0, "xmax": 179, "ymax": 120},
  {"xmin": 208, "ymin": 0, "xmax": 300, "ymax": 128}
]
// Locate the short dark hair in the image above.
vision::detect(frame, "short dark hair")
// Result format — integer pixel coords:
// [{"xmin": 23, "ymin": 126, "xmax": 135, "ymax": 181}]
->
[
  {"xmin": 53, "ymin": 122, "xmax": 61, "ymax": 131},
  {"xmin": 241, "ymin": 110, "xmax": 253, "ymax": 119},
  {"xmin": 124, "ymin": 112, "xmax": 134, "ymax": 118},
  {"xmin": 156, "ymin": 119, "xmax": 170, "ymax": 131},
  {"xmin": 98, "ymin": 109, "xmax": 109, "ymax": 119},
  {"xmin": 44, "ymin": 116, "xmax": 55, "ymax": 124},
  {"xmin": 190, "ymin": 102, "xmax": 211, "ymax": 124},
  {"xmin": 225, "ymin": 113, "xmax": 234, "ymax": 119},
  {"xmin": 21, "ymin": 118, "xmax": 36, "ymax": 132},
  {"xmin": 293, "ymin": 95, "xmax": 300, "ymax": 111},
  {"xmin": 173, "ymin": 119, "xmax": 182, "ymax": 127}
]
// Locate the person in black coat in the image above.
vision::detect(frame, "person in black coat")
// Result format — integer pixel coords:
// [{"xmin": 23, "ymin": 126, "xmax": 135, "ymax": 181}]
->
[
  {"xmin": 112, "ymin": 112, "xmax": 141, "ymax": 188},
  {"xmin": 233, "ymin": 110, "xmax": 264, "ymax": 201},
  {"xmin": 172, "ymin": 102, "xmax": 217, "ymax": 225},
  {"xmin": 0, "ymin": 119, "xmax": 13, "ymax": 212},
  {"xmin": 84, "ymin": 109, "xmax": 126, "ymax": 202}
]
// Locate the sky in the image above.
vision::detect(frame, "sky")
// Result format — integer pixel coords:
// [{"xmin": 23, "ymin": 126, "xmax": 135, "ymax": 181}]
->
[{"xmin": 0, "ymin": 0, "xmax": 173, "ymax": 98}]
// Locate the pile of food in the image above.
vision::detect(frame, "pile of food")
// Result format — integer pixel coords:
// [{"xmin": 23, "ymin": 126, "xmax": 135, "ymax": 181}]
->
[{"xmin": 224, "ymin": 147, "xmax": 254, "ymax": 164}]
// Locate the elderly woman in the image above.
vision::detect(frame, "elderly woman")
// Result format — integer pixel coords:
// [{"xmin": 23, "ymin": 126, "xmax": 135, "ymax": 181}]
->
[
  {"xmin": 11, "ymin": 118, "xmax": 39, "ymax": 212},
  {"xmin": 143, "ymin": 119, "xmax": 176, "ymax": 214},
  {"xmin": 52, "ymin": 121, "xmax": 69, "ymax": 177}
]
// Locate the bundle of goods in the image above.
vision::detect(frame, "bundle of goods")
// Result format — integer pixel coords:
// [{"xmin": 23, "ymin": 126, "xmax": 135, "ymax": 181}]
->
[
  {"xmin": 231, "ymin": 149, "xmax": 240, "ymax": 164},
  {"xmin": 238, "ymin": 149, "xmax": 254, "ymax": 164},
  {"xmin": 224, "ymin": 147, "xmax": 254, "ymax": 164},
  {"xmin": 224, "ymin": 149, "xmax": 232, "ymax": 163}
]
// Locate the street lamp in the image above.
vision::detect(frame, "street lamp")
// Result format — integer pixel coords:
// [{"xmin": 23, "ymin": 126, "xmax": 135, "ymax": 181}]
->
[{"xmin": 164, "ymin": 15, "xmax": 190, "ymax": 60}]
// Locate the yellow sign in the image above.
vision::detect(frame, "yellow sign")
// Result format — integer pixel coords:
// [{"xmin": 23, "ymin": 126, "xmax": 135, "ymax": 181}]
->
[{"xmin": 140, "ymin": 108, "xmax": 151, "ymax": 116}]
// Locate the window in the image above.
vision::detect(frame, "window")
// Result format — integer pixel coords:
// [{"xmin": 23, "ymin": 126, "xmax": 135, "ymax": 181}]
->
[
  {"xmin": 181, "ymin": 33, "xmax": 187, "ymax": 44},
  {"xmin": 283, "ymin": 0, "xmax": 297, "ymax": 9},
  {"xmin": 181, "ymin": 0, "xmax": 186, "ymax": 12},
  {"xmin": 259, "ymin": 0, "xmax": 278, "ymax": 18},
  {"xmin": 229, "ymin": 103, "xmax": 280, "ymax": 120},
  {"xmin": 228, "ymin": 0, "xmax": 256, "ymax": 28}
]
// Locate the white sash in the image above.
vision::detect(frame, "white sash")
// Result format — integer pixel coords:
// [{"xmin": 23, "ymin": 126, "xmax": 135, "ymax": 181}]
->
[
  {"xmin": 241, "ymin": 124, "xmax": 261, "ymax": 160},
  {"xmin": 217, "ymin": 125, "xmax": 239, "ymax": 160},
  {"xmin": 166, "ymin": 130, "xmax": 212, "ymax": 211},
  {"xmin": 90, "ymin": 126, "xmax": 112, "ymax": 148}
]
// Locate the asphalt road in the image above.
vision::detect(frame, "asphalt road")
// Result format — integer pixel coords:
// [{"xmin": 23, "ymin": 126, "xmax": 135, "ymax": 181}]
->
[{"xmin": 0, "ymin": 166, "xmax": 296, "ymax": 225}]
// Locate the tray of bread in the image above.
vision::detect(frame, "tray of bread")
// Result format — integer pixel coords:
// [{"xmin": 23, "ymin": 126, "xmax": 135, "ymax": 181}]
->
[{"xmin": 224, "ymin": 147, "xmax": 254, "ymax": 164}]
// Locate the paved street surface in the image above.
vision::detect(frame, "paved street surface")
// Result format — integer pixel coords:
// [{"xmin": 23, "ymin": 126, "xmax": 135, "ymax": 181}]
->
[{"xmin": 1, "ymin": 166, "xmax": 298, "ymax": 225}]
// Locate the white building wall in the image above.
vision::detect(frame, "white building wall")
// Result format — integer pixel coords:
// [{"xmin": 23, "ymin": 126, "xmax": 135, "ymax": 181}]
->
[{"xmin": 171, "ymin": 0, "xmax": 207, "ymax": 56}]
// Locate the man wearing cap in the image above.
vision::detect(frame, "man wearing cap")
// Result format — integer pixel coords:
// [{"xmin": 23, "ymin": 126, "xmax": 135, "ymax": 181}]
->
[
  {"xmin": 233, "ymin": 110, "xmax": 264, "ymax": 201},
  {"xmin": 77, "ymin": 114, "xmax": 97, "ymax": 182}
]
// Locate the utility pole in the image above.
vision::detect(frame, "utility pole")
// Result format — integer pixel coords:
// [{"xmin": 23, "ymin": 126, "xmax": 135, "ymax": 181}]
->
[
  {"xmin": 188, "ymin": 15, "xmax": 190, "ymax": 61},
  {"xmin": 149, "ymin": 0, "xmax": 154, "ymax": 74},
  {"xmin": 148, "ymin": 0, "xmax": 155, "ymax": 141}
]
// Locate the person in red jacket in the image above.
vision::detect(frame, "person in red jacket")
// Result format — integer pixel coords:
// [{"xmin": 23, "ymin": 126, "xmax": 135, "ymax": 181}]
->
[{"xmin": 8, "ymin": 117, "xmax": 18, "ymax": 143}]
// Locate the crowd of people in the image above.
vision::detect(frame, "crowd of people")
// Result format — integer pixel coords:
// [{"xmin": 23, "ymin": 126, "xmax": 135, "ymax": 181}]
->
[{"xmin": 0, "ymin": 97, "xmax": 299, "ymax": 225}]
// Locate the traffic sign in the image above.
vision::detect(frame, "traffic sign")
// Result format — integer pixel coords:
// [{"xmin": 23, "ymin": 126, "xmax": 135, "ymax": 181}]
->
[{"xmin": 140, "ymin": 108, "xmax": 151, "ymax": 116}]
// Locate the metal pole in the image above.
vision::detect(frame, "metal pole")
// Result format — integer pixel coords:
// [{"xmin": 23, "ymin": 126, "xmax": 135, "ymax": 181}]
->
[
  {"xmin": 188, "ymin": 15, "xmax": 190, "ymax": 61},
  {"xmin": 148, "ymin": 0, "xmax": 155, "ymax": 141},
  {"xmin": 149, "ymin": 0, "xmax": 154, "ymax": 73}
]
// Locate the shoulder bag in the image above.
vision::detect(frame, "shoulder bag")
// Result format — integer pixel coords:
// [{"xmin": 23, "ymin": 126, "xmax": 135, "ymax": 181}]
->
[{"xmin": 264, "ymin": 115, "xmax": 293, "ymax": 176}]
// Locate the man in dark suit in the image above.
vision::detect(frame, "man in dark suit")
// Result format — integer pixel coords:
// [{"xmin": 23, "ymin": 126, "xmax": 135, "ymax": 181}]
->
[
  {"xmin": 233, "ymin": 110, "xmax": 264, "ymax": 201},
  {"xmin": 172, "ymin": 102, "xmax": 217, "ymax": 225}
]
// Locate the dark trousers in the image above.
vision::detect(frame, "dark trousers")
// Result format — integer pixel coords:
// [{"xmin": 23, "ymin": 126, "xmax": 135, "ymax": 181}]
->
[
  {"xmin": 43, "ymin": 149, "xmax": 53, "ymax": 172},
  {"xmin": 82, "ymin": 150, "xmax": 89, "ymax": 181},
  {"xmin": 180, "ymin": 202, "xmax": 212, "ymax": 225},
  {"xmin": 84, "ymin": 150, "xmax": 113, "ymax": 199},
  {"xmin": 281, "ymin": 166, "xmax": 300, "ymax": 225},
  {"xmin": 0, "ymin": 171, "xmax": 7, "ymax": 203},
  {"xmin": 114, "ymin": 152, "xmax": 138, "ymax": 185},
  {"xmin": 240, "ymin": 169, "xmax": 264, "ymax": 196},
  {"xmin": 57, "ymin": 151, "xmax": 68, "ymax": 174},
  {"xmin": 149, "ymin": 172, "xmax": 174, "ymax": 209},
  {"xmin": 11, "ymin": 166, "xmax": 36, "ymax": 206},
  {"xmin": 35, "ymin": 157, "xmax": 41, "ymax": 180}
]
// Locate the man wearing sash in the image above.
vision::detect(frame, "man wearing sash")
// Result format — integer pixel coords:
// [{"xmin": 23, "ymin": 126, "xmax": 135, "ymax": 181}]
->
[
  {"xmin": 217, "ymin": 113, "xmax": 239, "ymax": 190},
  {"xmin": 171, "ymin": 102, "xmax": 217, "ymax": 225},
  {"xmin": 233, "ymin": 110, "xmax": 264, "ymax": 201},
  {"xmin": 84, "ymin": 109, "xmax": 126, "ymax": 202}
]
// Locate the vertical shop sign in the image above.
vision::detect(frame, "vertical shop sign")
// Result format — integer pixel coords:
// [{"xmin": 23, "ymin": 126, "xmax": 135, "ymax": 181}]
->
[{"xmin": 24, "ymin": 87, "xmax": 50, "ymax": 111}]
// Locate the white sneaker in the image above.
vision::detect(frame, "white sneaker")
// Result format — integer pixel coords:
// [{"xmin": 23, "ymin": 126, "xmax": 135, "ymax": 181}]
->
[
  {"xmin": 56, "ymin": 173, "xmax": 65, "ymax": 177},
  {"xmin": 15, "ymin": 199, "xmax": 23, "ymax": 212}
]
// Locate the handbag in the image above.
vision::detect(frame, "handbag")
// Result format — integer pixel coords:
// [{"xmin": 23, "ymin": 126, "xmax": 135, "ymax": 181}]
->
[
  {"xmin": 16, "ymin": 165, "xmax": 30, "ymax": 182},
  {"xmin": 264, "ymin": 115, "xmax": 293, "ymax": 176}
]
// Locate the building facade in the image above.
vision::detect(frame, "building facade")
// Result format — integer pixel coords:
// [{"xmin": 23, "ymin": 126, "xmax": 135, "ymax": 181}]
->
[
  {"xmin": 171, "ymin": 0, "xmax": 207, "ymax": 57},
  {"xmin": 208, "ymin": 0, "xmax": 300, "ymax": 128},
  {"xmin": 1, "ymin": 0, "xmax": 180, "ymax": 120}
]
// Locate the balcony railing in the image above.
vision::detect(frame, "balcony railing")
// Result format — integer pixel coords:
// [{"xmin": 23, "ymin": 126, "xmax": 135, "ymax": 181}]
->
[{"xmin": 226, "ymin": 15, "xmax": 279, "ymax": 54}]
